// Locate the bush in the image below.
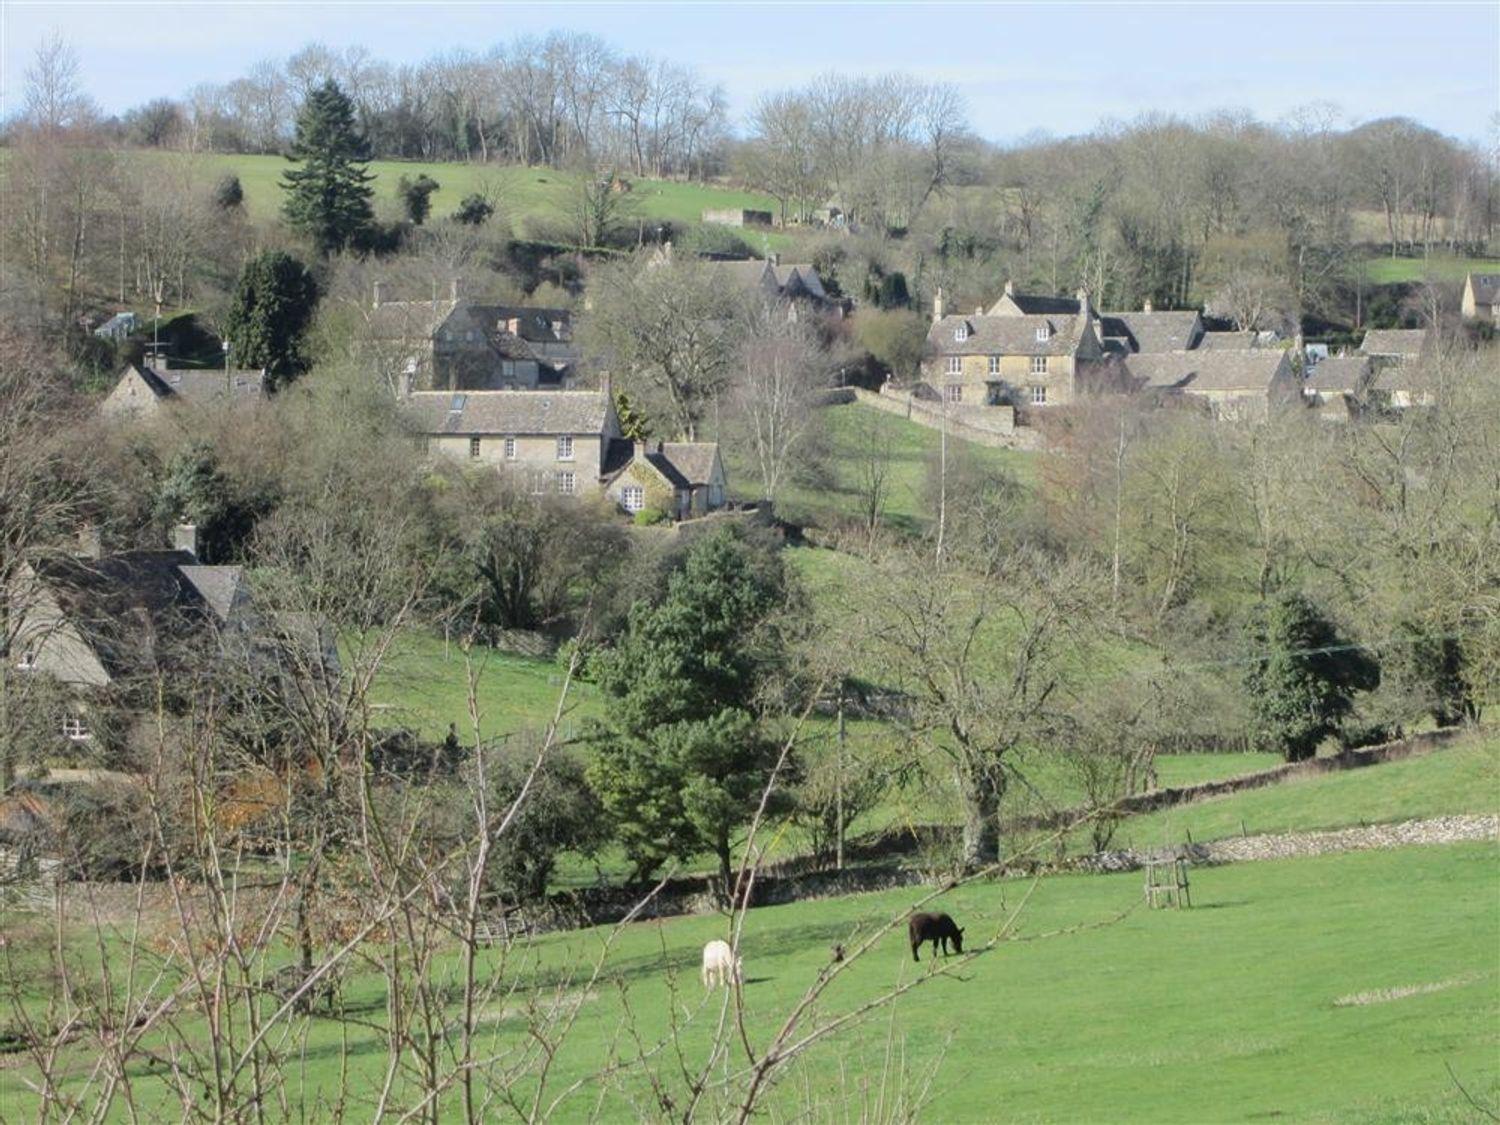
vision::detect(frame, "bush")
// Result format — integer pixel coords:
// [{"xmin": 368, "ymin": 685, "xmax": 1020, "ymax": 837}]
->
[
  {"xmin": 213, "ymin": 174, "xmax": 244, "ymax": 211},
  {"xmin": 681, "ymin": 224, "xmax": 755, "ymax": 259},
  {"xmin": 633, "ymin": 506, "xmax": 670, "ymax": 527},
  {"xmin": 453, "ymin": 193, "xmax": 495, "ymax": 226},
  {"xmin": 483, "ymin": 746, "xmax": 607, "ymax": 904}
]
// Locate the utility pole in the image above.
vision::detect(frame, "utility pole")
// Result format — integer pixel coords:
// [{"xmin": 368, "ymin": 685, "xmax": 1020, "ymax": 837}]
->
[{"xmin": 836, "ymin": 681, "xmax": 846, "ymax": 871}]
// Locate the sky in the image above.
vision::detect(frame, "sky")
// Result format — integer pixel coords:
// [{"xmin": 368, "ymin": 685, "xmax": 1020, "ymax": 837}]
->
[{"xmin": 2, "ymin": 2, "xmax": 1497, "ymax": 144}]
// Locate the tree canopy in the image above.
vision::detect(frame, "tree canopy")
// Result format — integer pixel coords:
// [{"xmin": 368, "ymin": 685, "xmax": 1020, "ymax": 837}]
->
[{"xmin": 281, "ymin": 80, "xmax": 375, "ymax": 255}]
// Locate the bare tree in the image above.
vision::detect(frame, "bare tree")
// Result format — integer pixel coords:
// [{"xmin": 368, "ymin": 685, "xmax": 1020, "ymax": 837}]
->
[{"xmin": 731, "ymin": 306, "xmax": 827, "ymax": 502}]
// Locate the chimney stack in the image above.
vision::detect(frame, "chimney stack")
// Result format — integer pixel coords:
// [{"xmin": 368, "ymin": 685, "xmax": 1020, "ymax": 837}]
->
[
  {"xmin": 933, "ymin": 287, "xmax": 945, "ymax": 323},
  {"xmin": 400, "ymin": 358, "xmax": 417, "ymax": 399},
  {"xmin": 1143, "ymin": 298, "xmax": 1153, "ymax": 313},
  {"xmin": 450, "ymin": 277, "xmax": 463, "ymax": 302},
  {"xmin": 1076, "ymin": 287, "xmax": 1092, "ymax": 318},
  {"xmin": 373, "ymin": 281, "xmax": 385, "ymax": 309},
  {"xmin": 173, "ymin": 522, "xmax": 199, "ymax": 560},
  {"xmin": 1004, "ymin": 279, "xmax": 1016, "ymax": 297}
]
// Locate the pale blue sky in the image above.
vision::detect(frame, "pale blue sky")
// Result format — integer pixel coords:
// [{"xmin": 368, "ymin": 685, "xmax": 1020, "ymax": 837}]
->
[{"xmin": 3, "ymin": 2, "xmax": 1497, "ymax": 142}]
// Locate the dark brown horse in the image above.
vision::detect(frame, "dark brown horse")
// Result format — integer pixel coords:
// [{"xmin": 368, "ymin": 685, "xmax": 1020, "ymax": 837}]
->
[{"xmin": 908, "ymin": 912, "xmax": 964, "ymax": 962}]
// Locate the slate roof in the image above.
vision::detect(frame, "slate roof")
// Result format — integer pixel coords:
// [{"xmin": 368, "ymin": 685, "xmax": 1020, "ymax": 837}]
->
[
  {"xmin": 1467, "ymin": 273, "xmax": 1500, "ymax": 305},
  {"xmin": 128, "ymin": 364, "xmax": 266, "ymax": 405},
  {"xmin": 1304, "ymin": 355, "xmax": 1373, "ymax": 394},
  {"xmin": 929, "ymin": 313, "xmax": 1087, "ymax": 358},
  {"xmin": 771, "ymin": 264, "xmax": 827, "ymax": 301},
  {"xmin": 30, "ymin": 551, "xmax": 224, "ymax": 679},
  {"xmin": 988, "ymin": 292, "xmax": 1082, "ymax": 316},
  {"xmin": 1098, "ymin": 311, "xmax": 1202, "ymax": 354},
  {"xmin": 708, "ymin": 260, "xmax": 777, "ymax": 294},
  {"xmin": 1124, "ymin": 349, "xmax": 1290, "ymax": 392},
  {"xmin": 178, "ymin": 566, "xmax": 247, "ymax": 622},
  {"xmin": 601, "ymin": 440, "xmax": 721, "ymax": 490},
  {"xmin": 1359, "ymin": 328, "xmax": 1429, "ymax": 357},
  {"xmin": 401, "ymin": 390, "xmax": 611, "ymax": 435},
  {"xmin": 367, "ymin": 300, "xmax": 459, "ymax": 340}
]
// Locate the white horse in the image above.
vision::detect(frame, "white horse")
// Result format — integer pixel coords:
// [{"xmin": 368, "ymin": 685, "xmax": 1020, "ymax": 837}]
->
[{"xmin": 701, "ymin": 939, "xmax": 742, "ymax": 988}]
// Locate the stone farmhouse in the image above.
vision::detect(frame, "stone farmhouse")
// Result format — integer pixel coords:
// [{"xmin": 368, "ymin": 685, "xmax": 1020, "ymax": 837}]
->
[
  {"xmin": 1461, "ymin": 272, "xmax": 1499, "ymax": 324},
  {"xmin": 368, "ymin": 282, "xmax": 582, "ymax": 392},
  {"xmin": 1302, "ymin": 354, "xmax": 1375, "ymax": 421},
  {"xmin": 400, "ymin": 387, "xmax": 727, "ymax": 520},
  {"xmin": 101, "ymin": 360, "xmax": 267, "ymax": 420},
  {"xmin": 6, "ymin": 527, "xmax": 317, "ymax": 753},
  {"xmin": 1358, "ymin": 327, "xmax": 1430, "ymax": 365},
  {"xmin": 1122, "ymin": 350, "xmax": 1301, "ymax": 420}
]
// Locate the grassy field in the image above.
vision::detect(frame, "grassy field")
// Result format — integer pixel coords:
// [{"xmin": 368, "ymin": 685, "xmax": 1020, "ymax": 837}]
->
[
  {"xmin": 6, "ymin": 841, "xmax": 1495, "ymax": 1120},
  {"xmin": 1105, "ymin": 735, "xmax": 1500, "ymax": 853},
  {"xmin": 1360, "ymin": 255, "xmax": 1500, "ymax": 285},
  {"xmin": 126, "ymin": 150, "xmax": 795, "ymax": 248},
  {"xmin": 726, "ymin": 400, "xmax": 1037, "ymax": 533}
]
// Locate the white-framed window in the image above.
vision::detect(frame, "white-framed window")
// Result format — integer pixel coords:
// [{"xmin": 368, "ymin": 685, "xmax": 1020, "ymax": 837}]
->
[
  {"xmin": 1031, "ymin": 355, "xmax": 1048, "ymax": 375},
  {"xmin": 621, "ymin": 485, "xmax": 645, "ymax": 513},
  {"xmin": 944, "ymin": 384, "xmax": 962, "ymax": 404},
  {"xmin": 503, "ymin": 437, "xmax": 517, "ymax": 460},
  {"xmin": 945, "ymin": 356, "xmax": 961, "ymax": 376},
  {"xmin": 62, "ymin": 715, "xmax": 90, "ymax": 742},
  {"xmin": 530, "ymin": 469, "xmax": 549, "ymax": 495},
  {"xmin": 556, "ymin": 471, "xmax": 575, "ymax": 495},
  {"xmin": 988, "ymin": 355, "xmax": 1001, "ymax": 376},
  {"xmin": 556, "ymin": 435, "xmax": 574, "ymax": 461},
  {"xmin": 468, "ymin": 436, "xmax": 481, "ymax": 459},
  {"xmin": 1035, "ymin": 325, "xmax": 1050, "ymax": 342},
  {"xmin": 954, "ymin": 324, "xmax": 969, "ymax": 342},
  {"xmin": 1030, "ymin": 385, "xmax": 1048, "ymax": 405}
]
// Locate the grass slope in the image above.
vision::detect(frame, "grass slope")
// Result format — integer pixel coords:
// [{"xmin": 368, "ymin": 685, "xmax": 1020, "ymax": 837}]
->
[
  {"xmin": 6, "ymin": 843, "xmax": 1495, "ymax": 1120},
  {"xmin": 134, "ymin": 150, "xmax": 789, "ymax": 245},
  {"xmin": 728, "ymin": 401, "xmax": 1036, "ymax": 533},
  {"xmin": 1106, "ymin": 735, "xmax": 1500, "ymax": 853},
  {"xmin": 1360, "ymin": 255, "xmax": 1500, "ymax": 285}
]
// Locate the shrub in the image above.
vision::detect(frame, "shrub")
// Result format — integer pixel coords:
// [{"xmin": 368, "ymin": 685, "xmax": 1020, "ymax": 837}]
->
[
  {"xmin": 453, "ymin": 193, "xmax": 495, "ymax": 225},
  {"xmin": 633, "ymin": 506, "xmax": 670, "ymax": 527}
]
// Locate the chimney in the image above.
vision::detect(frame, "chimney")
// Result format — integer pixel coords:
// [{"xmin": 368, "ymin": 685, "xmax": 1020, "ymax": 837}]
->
[
  {"xmin": 1076, "ymin": 287, "xmax": 1092, "ymax": 318},
  {"xmin": 662, "ymin": 239, "xmax": 673, "ymax": 262},
  {"xmin": 932, "ymin": 287, "xmax": 945, "ymax": 323},
  {"xmin": 1143, "ymin": 298, "xmax": 1153, "ymax": 313},
  {"xmin": 633, "ymin": 439, "xmax": 648, "ymax": 461},
  {"xmin": 974, "ymin": 306, "xmax": 983, "ymax": 317},
  {"xmin": 400, "ymin": 358, "xmax": 417, "ymax": 399},
  {"xmin": 75, "ymin": 524, "xmax": 101, "ymax": 559},
  {"xmin": 1004, "ymin": 279, "xmax": 1016, "ymax": 297},
  {"xmin": 373, "ymin": 281, "xmax": 385, "ymax": 308},
  {"xmin": 450, "ymin": 277, "xmax": 463, "ymax": 302},
  {"xmin": 768, "ymin": 252, "xmax": 779, "ymax": 268},
  {"xmin": 506, "ymin": 316, "xmax": 521, "ymax": 336},
  {"xmin": 173, "ymin": 522, "xmax": 198, "ymax": 560}
]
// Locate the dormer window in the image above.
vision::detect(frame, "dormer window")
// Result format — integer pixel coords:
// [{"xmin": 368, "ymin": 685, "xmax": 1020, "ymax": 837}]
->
[
  {"xmin": 954, "ymin": 324, "xmax": 969, "ymax": 342},
  {"xmin": 1035, "ymin": 325, "xmax": 1050, "ymax": 342}
]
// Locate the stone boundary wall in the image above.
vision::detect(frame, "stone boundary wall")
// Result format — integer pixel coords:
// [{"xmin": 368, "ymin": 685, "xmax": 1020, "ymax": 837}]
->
[{"xmin": 846, "ymin": 388, "xmax": 1044, "ymax": 451}]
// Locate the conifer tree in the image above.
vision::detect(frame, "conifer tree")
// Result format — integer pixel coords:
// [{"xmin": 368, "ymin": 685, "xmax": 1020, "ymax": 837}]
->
[
  {"xmin": 223, "ymin": 250, "xmax": 318, "ymax": 387},
  {"xmin": 281, "ymin": 80, "xmax": 375, "ymax": 255}
]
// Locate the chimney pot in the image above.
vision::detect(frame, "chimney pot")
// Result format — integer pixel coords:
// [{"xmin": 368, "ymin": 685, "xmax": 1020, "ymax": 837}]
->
[
  {"xmin": 450, "ymin": 277, "xmax": 462, "ymax": 302},
  {"xmin": 173, "ymin": 522, "xmax": 199, "ymax": 560},
  {"xmin": 373, "ymin": 281, "xmax": 385, "ymax": 309},
  {"xmin": 932, "ymin": 287, "xmax": 945, "ymax": 323}
]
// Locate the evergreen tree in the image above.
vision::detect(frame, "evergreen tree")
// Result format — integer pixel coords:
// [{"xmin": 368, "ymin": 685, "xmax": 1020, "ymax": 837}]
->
[
  {"xmin": 223, "ymin": 250, "xmax": 318, "ymax": 388},
  {"xmin": 587, "ymin": 530, "xmax": 793, "ymax": 888},
  {"xmin": 281, "ymin": 80, "xmax": 375, "ymax": 255},
  {"xmin": 614, "ymin": 391, "xmax": 651, "ymax": 441},
  {"xmin": 1245, "ymin": 591, "xmax": 1380, "ymax": 761},
  {"xmin": 453, "ymin": 193, "xmax": 495, "ymax": 226}
]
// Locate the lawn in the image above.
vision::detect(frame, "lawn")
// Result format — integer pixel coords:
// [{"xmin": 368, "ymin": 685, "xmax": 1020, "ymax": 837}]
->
[
  {"xmin": 1360, "ymin": 255, "xmax": 1500, "ymax": 285},
  {"xmin": 6, "ymin": 842, "xmax": 1495, "ymax": 1120},
  {"xmin": 1107, "ymin": 735, "xmax": 1500, "ymax": 853},
  {"xmin": 729, "ymin": 400, "xmax": 1037, "ymax": 534}
]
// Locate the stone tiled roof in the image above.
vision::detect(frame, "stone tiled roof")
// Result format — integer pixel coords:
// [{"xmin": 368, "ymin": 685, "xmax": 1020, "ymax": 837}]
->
[
  {"xmin": 178, "ymin": 565, "xmax": 247, "ymax": 622},
  {"xmin": 659, "ymin": 443, "xmax": 720, "ymax": 486},
  {"xmin": 1304, "ymin": 355, "xmax": 1373, "ymax": 394},
  {"xmin": 129, "ymin": 364, "xmax": 266, "ymax": 405},
  {"xmin": 1099, "ymin": 311, "xmax": 1202, "ymax": 354},
  {"xmin": 1359, "ymin": 328, "xmax": 1429, "ymax": 357},
  {"xmin": 772, "ymin": 264, "xmax": 827, "ymax": 300},
  {"xmin": 988, "ymin": 292, "xmax": 1082, "ymax": 316},
  {"xmin": 1124, "ymin": 349, "xmax": 1289, "ymax": 392},
  {"xmin": 368, "ymin": 300, "xmax": 459, "ymax": 340},
  {"xmin": 1196, "ymin": 331, "xmax": 1263, "ymax": 351},
  {"xmin": 401, "ymin": 390, "xmax": 611, "ymax": 435},
  {"xmin": 928, "ymin": 313, "xmax": 1086, "ymax": 357}
]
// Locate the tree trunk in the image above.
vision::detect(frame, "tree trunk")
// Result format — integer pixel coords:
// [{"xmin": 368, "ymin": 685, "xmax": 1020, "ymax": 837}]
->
[
  {"xmin": 716, "ymin": 832, "xmax": 733, "ymax": 905},
  {"xmin": 959, "ymin": 765, "xmax": 1003, "ymax": 871}
]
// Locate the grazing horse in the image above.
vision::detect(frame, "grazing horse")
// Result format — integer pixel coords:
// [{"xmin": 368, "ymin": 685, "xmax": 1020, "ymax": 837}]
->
[
  {"xmin": 908, "ymin": 912, "xmax": 964, "ymax": 962},
  {"xmin": 701, "ymin": 939, "xmax": 742, "ymax": 987}
]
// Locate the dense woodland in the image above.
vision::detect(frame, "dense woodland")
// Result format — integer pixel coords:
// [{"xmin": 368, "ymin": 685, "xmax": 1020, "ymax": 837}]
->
[{"xmin": 0, "ymin": 32, "xmax": 1497, "ymax": 1122}]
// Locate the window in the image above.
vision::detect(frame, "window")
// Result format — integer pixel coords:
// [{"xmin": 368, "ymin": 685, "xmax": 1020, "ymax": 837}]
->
[
  {"xmin": 944, "ymin": 384, "xmax": 962, "ymax": 404},
  {"xmin": 988, "ymin": 355, "xmax": 1001, "ymax": 376},
  {"xmin": 529, "ymin": 469, "xmax": 549, "ymax": 495},
  {"xmin": 62, "ymin": 716, "xmax": 90, "ymax": 742},
  {"xmin": 556, "ymin": 471, "xmax": 575, "ymax": 495},
  {"xmin": 621, "ymin": 485, "xmax": 645, "ymax": 513},
  {"xmin": 468, "ymin": 436, "xmax": 481, "ymax": 459},
  {"xmin": 1030, "ymin": 385, "xmax": 1048, "ymax": 405},
  {"xmin": 1031, "ymin": 355, "xmax": 1048, "ymax": 375},
  {"xmin": 954, "ymin": 324, "xmax": 969, "ymax": 342},
  {"xmin": 1035, "ymin": 325, "xmax": 1050, "ymax": 342},
  {"xmin": 556, "ymin": 435, "xmax": 574, "ymax": 461},
  {"xmin": 503, "ymin": 437, "xmax": 517, "ymax": 460},
  {"xmin": 16, "ymin": 648, "xmax": 36, "ymax": 671},
  {"xmin": 945, "ymin": 356, "xmax": 961, "ymax": 376}
]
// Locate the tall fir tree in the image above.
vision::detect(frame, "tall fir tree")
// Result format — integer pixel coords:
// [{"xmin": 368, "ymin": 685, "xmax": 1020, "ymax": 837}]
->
[
  {"xmin": 223, "ymin": 250, "xmax": 318, "ymax": 387},
  {"xmin": 281, "ymin": 80, "xmax": 375, "ymax": 255}
]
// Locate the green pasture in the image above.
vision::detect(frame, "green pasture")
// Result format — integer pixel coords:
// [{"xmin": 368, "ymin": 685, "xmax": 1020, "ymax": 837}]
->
[
  {"xmin": 1360, "ymin": 255, "xmax": 1500, "ymax": 285},
  {"xmin": 4, "ymin": 841, "xmax": 1495, "ymax": 1121}
]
